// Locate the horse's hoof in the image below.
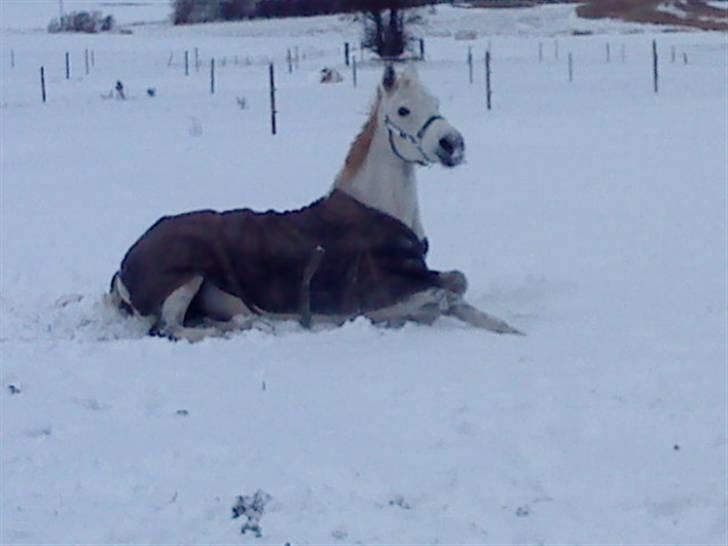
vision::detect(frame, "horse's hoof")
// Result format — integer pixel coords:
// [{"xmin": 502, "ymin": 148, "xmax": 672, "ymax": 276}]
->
[{"xmin": 439, "ymin": 270, "xmax": 468, "ymax": 295}]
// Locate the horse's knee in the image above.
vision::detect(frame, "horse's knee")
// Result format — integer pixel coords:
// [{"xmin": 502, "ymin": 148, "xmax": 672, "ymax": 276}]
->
[
  {"xmin": 438, "ymin": 270, "xmax": 468, "ymax": 296},
  {"xmin": 365, "ymin": 287, "xmax": 449, "ymax": 326}
]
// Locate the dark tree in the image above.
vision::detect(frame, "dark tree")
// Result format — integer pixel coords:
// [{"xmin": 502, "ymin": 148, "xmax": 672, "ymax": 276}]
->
[{"xmin": 357, "ymin": 0, "xmax": 434, "ymax": 59}]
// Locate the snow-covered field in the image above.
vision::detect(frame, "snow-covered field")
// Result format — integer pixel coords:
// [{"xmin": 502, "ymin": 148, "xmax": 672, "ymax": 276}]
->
[{"xmin": 1, "ymin": 4, "xmax": 727, "ymax": 544}]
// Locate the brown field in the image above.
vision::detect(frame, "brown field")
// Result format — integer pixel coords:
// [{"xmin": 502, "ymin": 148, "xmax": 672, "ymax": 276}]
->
[{"xmin": 576, "ymin": 0, "xmax": 728, "ymax": 31}]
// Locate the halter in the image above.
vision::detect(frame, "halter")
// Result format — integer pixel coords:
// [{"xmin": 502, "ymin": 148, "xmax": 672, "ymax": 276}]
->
[{"xmin": 384, "ymin": 114, "xmax": 444, "ymax": 166}]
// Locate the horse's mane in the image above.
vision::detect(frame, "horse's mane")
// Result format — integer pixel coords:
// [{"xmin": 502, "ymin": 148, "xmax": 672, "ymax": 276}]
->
[{"xmin": 334, "ymin": 90, "xmax": 381, "ymax": 186}]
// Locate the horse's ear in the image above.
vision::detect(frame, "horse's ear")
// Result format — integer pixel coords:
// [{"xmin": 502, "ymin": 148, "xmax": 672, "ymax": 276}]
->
[{"xmin": 382, "ymin": 65, "xmax": 397, "ymax": 93}]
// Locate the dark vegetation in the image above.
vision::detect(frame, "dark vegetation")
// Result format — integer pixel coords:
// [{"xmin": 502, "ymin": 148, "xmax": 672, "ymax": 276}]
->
[
  {"xmin": 172, "ymin": 0, "xmax": 440, "ymax": 57},
  {"xmin": 48, "ymin": 11, "xmax": 115, "ymax": 33},
  {"xmin": 172, "ymin": 0, "xmax": 439, "ymax": 24}
]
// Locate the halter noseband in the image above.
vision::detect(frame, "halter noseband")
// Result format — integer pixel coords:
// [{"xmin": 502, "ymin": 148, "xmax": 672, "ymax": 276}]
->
[{"xmin": 384, "ymin": 114, "xmax": 444, "ymax": 166}]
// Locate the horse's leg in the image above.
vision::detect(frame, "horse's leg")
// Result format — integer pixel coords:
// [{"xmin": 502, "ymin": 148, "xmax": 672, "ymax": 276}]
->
[
  {"xmin": 194, "ymin": 281, "xmax": 266, "ymax": 332},
  {"xmin": 365, "ymin": 288, "xmax": 450, "ymax": 327},
  {"xmin": 154, "ymin": 275, "xmax": 227, "ymax": 342},
  {"xmin": 109, "ymin": 271, "xmax": 134, "ymax": 315},
  {"xmin": 444, "ymin": 300, "xmax": 525, "ymax": 335},
  {"xmin": 366, "ymin": 271, "xmax": 524, "ymax": 334}
]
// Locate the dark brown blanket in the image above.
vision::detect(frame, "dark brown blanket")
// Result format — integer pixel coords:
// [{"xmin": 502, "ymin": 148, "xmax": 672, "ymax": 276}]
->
[{"xmin": 119, "ymin": 190, "xmax": 438, "ymax": 322}]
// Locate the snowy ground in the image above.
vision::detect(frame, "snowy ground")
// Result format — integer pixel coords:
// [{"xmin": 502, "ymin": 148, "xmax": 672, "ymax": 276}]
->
[{"xmin": 1, "ymin": 4, "xmax": 727, "ymax": 545}]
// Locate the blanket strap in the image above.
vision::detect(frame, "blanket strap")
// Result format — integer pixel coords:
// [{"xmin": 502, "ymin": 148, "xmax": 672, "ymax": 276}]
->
[{"xmin": 299, "ymin": 245, "xmax": 326, "ymax": 329}]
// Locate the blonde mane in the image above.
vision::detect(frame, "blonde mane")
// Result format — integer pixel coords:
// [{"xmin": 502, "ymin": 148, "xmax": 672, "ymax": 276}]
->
[{"xmin": 334, "ymin": 91, "xmax": 381, "ymax": 186}]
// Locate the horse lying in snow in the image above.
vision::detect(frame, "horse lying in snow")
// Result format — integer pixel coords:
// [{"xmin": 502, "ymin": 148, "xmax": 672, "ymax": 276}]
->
[{"xmin": 110, "ymin": 65, "xmax": 522, "ymax": 340}]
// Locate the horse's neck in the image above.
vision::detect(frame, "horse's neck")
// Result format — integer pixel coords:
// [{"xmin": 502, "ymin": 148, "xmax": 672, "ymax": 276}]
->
[{"xmin": 333, "ymin": 124, "xmax": 425, "ymax": 239}]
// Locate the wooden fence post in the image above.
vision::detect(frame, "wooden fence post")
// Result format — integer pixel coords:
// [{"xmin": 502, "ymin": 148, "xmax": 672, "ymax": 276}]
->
[
  {"xmin": 65, "ymin": 51, "xmax": 70, "ymax": 79},
  {"xmin": 419, "ymin": 38, "xmax": 425, "ymax": 61},
  {"xmin": 40, "ymin": 66, "xmax": 46, "ymax": 103},
  {"xmin": 467, "ymin": 46, "xmax": 473, "ymax": 84},
  {"xmin": 184, "ymin": 50, "xmax": 189, "ymax": 76},
  {"xmin": 652, "ymin": 39, "xmax": 659, "ymax": 94},
  {"xmin": 352, "ymin": 56, "xmax": 358, "ymax": 87},
  {"xmin": 194, "ymin": 47, "xmax": 199, "ymax": 72},
  {"xmin": 269, "ymin": 63, "xmax": 277, "ymax": 135},
  {"xmin": 84, "ymin": 48, "xmax": 89, "ymax": 75},
  {"xmin": 485, "ymin": 50, "xmax": 491, "ymax": 111},
  {"xmin": 568, "ymin": 52, "xmax": 573, "ymax": 82},
  {"xmin": 210, "ymin": 58, "xmax": 215, "ymax": 94},
  {"xmin": 344, "ymin": 42, "xmax": 350, "ymax": 66}
]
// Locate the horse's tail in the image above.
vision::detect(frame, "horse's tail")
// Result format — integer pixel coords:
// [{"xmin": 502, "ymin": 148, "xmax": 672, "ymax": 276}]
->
[{"xmin": 109, "ymin": 271, "xmax": 134, "ymax": 315}]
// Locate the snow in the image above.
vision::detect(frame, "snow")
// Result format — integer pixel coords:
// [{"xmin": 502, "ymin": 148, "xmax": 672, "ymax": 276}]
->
[{"xmin": 1, "ymin": 4, "xmax": 727, "ymax": 544}]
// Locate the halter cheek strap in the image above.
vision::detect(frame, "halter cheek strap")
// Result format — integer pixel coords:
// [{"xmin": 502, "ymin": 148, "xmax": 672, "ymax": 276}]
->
[{"xmin": 385, "ymin": 114, "xmax": 444, "ymax": 166}]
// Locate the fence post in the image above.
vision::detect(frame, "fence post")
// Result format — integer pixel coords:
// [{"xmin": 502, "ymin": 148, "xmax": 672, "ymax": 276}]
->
[
  {"xmin": 184, "ymin": 50, "xmax": 189, "ymax": 76},
  {"xmin": 485, "ymin": 50, "xmax": 491, "ymax": 111},
  {"xmin": 652, "ymin": 39, "xmax": 658, "ymax": 94},
  {"xmin": 40, "ymin": 66, "xmax": 46, "ymax": 103},
  {"xmin": 269, "ymin": 63, "xmax": 277, "ymax": 135},
  {"xmin": 194, "ymin": 47, "xmax": 199, "ymax": 72},
  {"xmin": 65, "ymin": 51, "xmax": 70, "ymax": 79},
  {"xmin": 467, "ymin": 46, "xmax": 473, "ymax": 84},
  {"xmin": 352, "ymin": 56, "xmax": 357, "ymax": 87},
  {"xmin": 419, "ymin": 38, "xmax": 425, "ymax": 61},
  {"xmin": 568, "ymin": 52, "xmax": 573, "ymax": 82},
  {"xmin": 210, "ymin": 58, "xmax": 215, "ymax": 94},
  {"xmin": 84, "ymin": 48, "xmax": 89, "ymax": 75},
  {"xmin": 344, "ymin": 42, "xmax": 350, "ymax": 66},
  {"xmin": 287, "ymin": 48, "xmax": 292, "ymax": 73}
]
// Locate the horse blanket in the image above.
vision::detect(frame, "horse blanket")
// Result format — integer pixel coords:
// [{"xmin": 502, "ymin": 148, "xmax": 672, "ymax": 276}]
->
[{"xmin": 118, "ymin": 189, "xmax": 437, "ymax": 323}]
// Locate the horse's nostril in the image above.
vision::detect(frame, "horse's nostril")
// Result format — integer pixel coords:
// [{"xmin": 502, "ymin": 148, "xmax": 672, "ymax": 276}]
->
[{"xmin": 439, "ymin": 137, "xmax": 454, "ymax": 155}]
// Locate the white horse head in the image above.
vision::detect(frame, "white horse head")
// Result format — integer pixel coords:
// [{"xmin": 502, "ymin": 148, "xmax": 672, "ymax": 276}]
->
[
  {"xmin": 378, "ymin": 64, "xmax": 465, "ymax": 167},
  {"xmin": 334, "ymin": 64, "xmax": 466, "ymax": 239}
]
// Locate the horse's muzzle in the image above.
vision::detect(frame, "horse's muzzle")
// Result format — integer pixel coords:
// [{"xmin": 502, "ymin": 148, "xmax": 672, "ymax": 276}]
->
[{"xmin": 436, "ymin": 132, "xmax": 465, "ymax": 167}]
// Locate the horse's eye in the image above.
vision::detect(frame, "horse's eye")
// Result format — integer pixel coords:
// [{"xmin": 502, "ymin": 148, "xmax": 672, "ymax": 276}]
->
[{"xmin": 398, "ymin": 107, "xmax": 411, "ymax": 117}]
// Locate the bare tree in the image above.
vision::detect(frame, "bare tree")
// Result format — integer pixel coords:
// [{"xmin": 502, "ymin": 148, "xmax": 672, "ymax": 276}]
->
[{"xmin": 358, "ymin": 0, "xmax": 433, "ymax": 59}]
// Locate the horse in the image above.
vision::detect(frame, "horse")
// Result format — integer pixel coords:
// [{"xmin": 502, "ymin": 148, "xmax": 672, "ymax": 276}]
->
[{"xmin": 109, "ymin": 64, "xmax": 523, "ymax": 340}]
